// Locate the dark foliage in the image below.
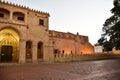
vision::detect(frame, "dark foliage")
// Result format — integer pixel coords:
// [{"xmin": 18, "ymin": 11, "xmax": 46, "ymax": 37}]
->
[{"xmin": 98, "ymin": 0, "xmax": 120, "ymax": 51}]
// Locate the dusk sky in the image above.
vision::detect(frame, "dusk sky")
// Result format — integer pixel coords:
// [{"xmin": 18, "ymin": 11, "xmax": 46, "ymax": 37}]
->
[{"xmin": 4, "ymin": 0, "xmax": 114, "ymax": 45}]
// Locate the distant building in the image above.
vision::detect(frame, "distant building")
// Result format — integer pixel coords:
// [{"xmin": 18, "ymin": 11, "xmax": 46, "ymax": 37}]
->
[
  {"xmin": 94, "ymin": 43, "xmax": 103, "ymax": 53},
  {"xmin": 0, "ymin": 1, "xmax": 94, "ymax": 63}
]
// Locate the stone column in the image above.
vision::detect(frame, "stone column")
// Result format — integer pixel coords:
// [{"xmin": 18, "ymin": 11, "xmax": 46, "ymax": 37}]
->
[
  {"xmin": 43, "ymin": 45, "xmax": 48, "ymax": 62},
  {"xmin": 46, "ymin": 17, "xmax": 49, "ymax": 30},
  {"xmin": 19, "ymin": 39, "xmax": 26, "ymax": 64},
  {"xmin": 9, "ymin": 11, "xmax": 13, "ymax": 22},
  {"xmin": 10, "ymin": 11, "xmax": 13, "ymax": 20},
  {"xmin": 25, "ymin": 13, "xmax": 27, "ymax": 25},
  {"xmin": 43, "ymin": 45, "xmax": 54, "ymax": 62},
  {"xmin": 32, "ymin": 41, "xmax": 37, "ymax": 63}
]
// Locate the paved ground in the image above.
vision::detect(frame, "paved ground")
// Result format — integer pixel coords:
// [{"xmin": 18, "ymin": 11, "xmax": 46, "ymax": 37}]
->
[{"xmin": 0, "ymin": 59, "xmax": 120, "ymax": 80}]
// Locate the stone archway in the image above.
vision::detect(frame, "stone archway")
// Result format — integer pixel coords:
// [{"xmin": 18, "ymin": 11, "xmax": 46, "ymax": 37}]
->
[
  {"xmin": 37, "ymin": 42, "xmax": 43, "ymax": 62},
  {"xmin": 0, "ymin": 28, "xmax": 19, "ymax": 63},
  {"xmin": 26, "ymin": 41, "xmax": 32, "ymax": 63}
]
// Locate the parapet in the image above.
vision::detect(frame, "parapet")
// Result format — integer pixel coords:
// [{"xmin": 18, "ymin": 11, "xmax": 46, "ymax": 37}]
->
[
  {"xmin": 0, "ymin": 0, "xmax": 50, "ymax": 16},
  {"xmin": 49, "ymin": 30, "xmax": 89, "ymax": 43}
]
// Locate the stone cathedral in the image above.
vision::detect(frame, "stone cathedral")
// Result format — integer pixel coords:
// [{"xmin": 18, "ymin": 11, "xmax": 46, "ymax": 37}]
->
[{"xmin": 0, "ymin": 1, "xmax": 94, "ymax": 63}]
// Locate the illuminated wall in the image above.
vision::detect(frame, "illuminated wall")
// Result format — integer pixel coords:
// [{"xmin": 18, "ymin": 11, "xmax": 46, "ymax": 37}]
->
[
  {"xmin": 0, "ymin": 28, "xmax": 19, "ymax": 62},
  {"xmin": 0, "ymin": 1, "xmax": 94, "ymax": 63},
  {"xmin": 49, "ymin": 30, "xmax": 94, "ymax": 54}
]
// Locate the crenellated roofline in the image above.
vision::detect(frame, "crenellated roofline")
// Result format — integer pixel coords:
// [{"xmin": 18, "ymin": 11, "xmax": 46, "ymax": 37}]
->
[
  {"xmin": 49, "ymin": 30, "xmax": 88, "ymax": 37},
  {"xmin": 49, "ymin": 30, "xmax": 89, "ymax": 41},
  {"xmin": 0, "ymin": 0, "xmax": 50, "ymax": 16}
]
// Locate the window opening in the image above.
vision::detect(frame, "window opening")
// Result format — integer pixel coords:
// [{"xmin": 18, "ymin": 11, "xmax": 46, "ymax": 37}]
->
[
  {"xmin": 0, "ymin": 13, "xmax": 4, "ymax": 18},
  {"xmin": 39, "ymin": 19, "xmax": 44, "ymax": 25},
  {"xmin": 17, "ymin": 16, "xmax": 24, "ymax": 21}
]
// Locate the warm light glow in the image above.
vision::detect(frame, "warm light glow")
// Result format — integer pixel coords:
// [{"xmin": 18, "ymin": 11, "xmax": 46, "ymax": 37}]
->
[
  {"xmin": 0, "ymin": 28, "xmax": 19, "ymax": 41},
  {"xmin": 62, "ymin": 48, "xmax": 72, "ymax": 54},
  {"xmin": 0, "ymin": 28, "xmax": 19, "ymax": 62},
  {"xmin": 79, "ymin": 44, "xmax": 94, "ymax": 54}
]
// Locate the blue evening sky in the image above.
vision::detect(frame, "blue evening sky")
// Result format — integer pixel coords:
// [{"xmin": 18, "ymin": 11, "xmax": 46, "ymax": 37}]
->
[{"xmin": 4, "ymin": 0, "xmax": 113, "ymax": 45}]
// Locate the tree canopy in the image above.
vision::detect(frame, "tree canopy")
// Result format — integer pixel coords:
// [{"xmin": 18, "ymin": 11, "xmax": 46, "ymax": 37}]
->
[{"xmin": 98, "ymin": 0, "xmax": 120, "ymax": 51}]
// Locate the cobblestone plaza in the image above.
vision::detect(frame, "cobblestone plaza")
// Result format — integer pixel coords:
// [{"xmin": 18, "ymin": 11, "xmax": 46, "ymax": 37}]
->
[{"xmin": 0, "ymin": 59, "xmax": 120, "ymax": 80}]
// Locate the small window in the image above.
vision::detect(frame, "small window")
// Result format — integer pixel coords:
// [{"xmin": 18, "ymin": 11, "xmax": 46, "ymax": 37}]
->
[
  {"xmin": 39, "ymin": 19, "xmax": 44, "ymax": 25},
  {"xmin": 54, "ymin": 49, "xmax": 58, "ymax": 54},
  {"xmin": 17, "ymin": 16, "xmax": 24, "ymax": 21},
  {"xmin": 0, "ymin": 13, "xmax": 4, "ymax": 18},
  {"xmin": 71, "ymin": 51, "xmax": 72, "ymax": 53},
  {"xmin": 62, "ymin": 50, "xmax": 64, "ymax": 53}
]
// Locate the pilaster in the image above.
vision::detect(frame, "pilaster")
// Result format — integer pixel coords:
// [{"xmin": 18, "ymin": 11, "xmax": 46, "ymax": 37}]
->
[
  {"xmin": 19, "ymin": 39, "xmax": 26, "ymax": 64},
  {"xmin": 32, "ymin": 41, "xmax": 37, "ymax": 63},
  {"xmin": 43, "ymin": 45, "xmax": 54, "ymax": 62},
  {"xmin": 25, "ymin": 13, "xmax": 27, "ymax": 25}
]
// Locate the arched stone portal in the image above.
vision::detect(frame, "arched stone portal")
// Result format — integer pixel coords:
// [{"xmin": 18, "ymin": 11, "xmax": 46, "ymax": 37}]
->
[
  {"xmin": 0, "ymin": 28, "xmax": 19, "ymax": 63},
  {"xmin": 37, "ymin": 42, "xmax": 43, "ymax": 62},
  {"xmin": 26, "ymin": 41, "xmax": 32, "ymax": 62}
]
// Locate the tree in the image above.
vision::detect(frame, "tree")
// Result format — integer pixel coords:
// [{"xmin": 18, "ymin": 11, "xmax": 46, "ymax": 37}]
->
[
  {"xmin": 98, "ymin": 37, "xmax": 113, "ymax": 52},
  {"xmin": 98, "ymin": 0, "xmax": 120, "ymax": 51}
]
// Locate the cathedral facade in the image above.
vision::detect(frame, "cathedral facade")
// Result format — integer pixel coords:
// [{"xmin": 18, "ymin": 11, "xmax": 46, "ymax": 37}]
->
[{"xmin": 0, "ymin": 1, "xmax": 94, "ymax": 63}]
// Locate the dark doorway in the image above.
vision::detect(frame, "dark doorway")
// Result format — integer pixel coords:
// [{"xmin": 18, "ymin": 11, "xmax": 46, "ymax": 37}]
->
[
  {"xmin": 1, "ymin": 46, "xmax": 13, "ymax": 62},
  {"xmin": 37, "ymin": 42, "xmax": 43, "ymax": 62},
  {"xmin": 26, "ymin": 41, "xmax": 32, "ymax": 63}
]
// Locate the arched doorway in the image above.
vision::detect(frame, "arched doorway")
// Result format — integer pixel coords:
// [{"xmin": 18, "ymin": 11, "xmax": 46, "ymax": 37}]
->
[
  {"xmin": 0, "ymin": 28, "xmax": 19, "ymax": 63},
  {"xmin": 26, "ymin": 41, "xmax": 32, "ymax": 62},
  {"xmin": 37, "ymin": 42, "xmax": 43, "ymax": 62}
]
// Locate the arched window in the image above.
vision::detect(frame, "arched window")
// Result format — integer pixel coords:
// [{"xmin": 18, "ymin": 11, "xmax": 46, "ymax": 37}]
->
[
  {"xmin": 13, "ymin": 12, "xmax": 25, "ymax": 21},
  {"xmin": 37, "ymin": 42, "xmax": 43, "ymax": 61},
  {"xmin": 26, "ymin": 41, "xmax": 32, "ymax": 61},
  {"xmin": 0, "ymin": 8, "xmax": 10, "ymax": 19}
]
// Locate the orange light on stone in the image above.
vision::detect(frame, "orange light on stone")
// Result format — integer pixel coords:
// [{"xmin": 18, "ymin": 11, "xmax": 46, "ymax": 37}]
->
[
  {"xmin": 80, "ymin": 47, "xmax": 94, "ymax": 54},
  {"xmin": 64, "ymin": 48, "xmax": 72, "ymax": 54}
]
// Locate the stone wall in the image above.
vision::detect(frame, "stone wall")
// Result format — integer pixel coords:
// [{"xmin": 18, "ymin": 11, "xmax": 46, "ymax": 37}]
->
[
  {"xmin": 49, "ymin": 30, "xmax": 94, "ymax": 54},
  {"xmin": 112, "ymin": 47, "xmax": 120, "ymax": 54},
  {"xmin": 54, "ymin": 53, "xmax": 120, "ymax": 62},
  {"xmin": 0, "ymin": 1, "xmax": 53, "ymax": 63}
]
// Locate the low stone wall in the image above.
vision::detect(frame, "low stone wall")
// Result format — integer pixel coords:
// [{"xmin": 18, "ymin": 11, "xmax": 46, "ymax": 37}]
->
[{"xmin": 54, "ymin": 53, "xmax": 120, "ymax": 62}]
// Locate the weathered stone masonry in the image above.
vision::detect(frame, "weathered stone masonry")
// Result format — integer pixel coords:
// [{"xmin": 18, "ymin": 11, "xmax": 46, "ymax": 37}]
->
[{"xmin": 0, "ymin": 1, "xmax": 94, "ymax": 63}]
